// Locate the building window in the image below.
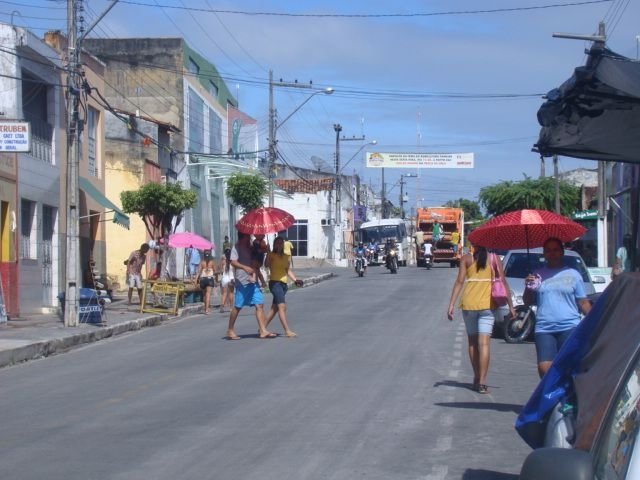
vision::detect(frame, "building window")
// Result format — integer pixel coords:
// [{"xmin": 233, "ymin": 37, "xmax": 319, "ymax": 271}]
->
[
  {"xmin": 188, "ymin": 88, "xmax": 205, "ymax": 153},
  {"xmin": 188, "ymin": 57, "xmax": 199, "ymax": 75},
  {"xmin": 87, "ymin": 106, "xmax": 98, "ymax": 177},
  {"xmin": 209, "ymin": 81, "xmax": 218, "ymax": 98},
  {"xmin": 209, "ymin": 108, "xmax": 222, "ymax": 154},
  {"xmin": 283, "ymin": 220, "xmax": 308, "ymax": 257},
  {"xmin": 20, "ymin": 199, "xmax": 37, "ymax": 260}
]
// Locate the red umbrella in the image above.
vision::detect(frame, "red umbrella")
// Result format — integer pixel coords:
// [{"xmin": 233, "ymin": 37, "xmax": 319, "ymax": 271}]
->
[
  {"xmin": 236, "ymin": 207, "xmax": 295, "ymax": 235},
  {"xmin": 468, "ymin": 209, "xmax": 587, "ymax": 250}
]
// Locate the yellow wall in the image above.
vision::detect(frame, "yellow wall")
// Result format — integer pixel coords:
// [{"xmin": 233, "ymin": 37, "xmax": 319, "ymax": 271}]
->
[{"xmin": 105, "ymin": 164, "xmax": 148, "ymax": 291}]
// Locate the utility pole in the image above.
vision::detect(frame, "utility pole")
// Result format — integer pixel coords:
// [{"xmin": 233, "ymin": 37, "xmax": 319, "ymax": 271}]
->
[
  {"xmin": 334, "ymin": 127, "xmax": 365, "ymax": 260},
  {"xmin": 64, "ymin": 0, "xmax": 118, "ymax": 326},
  {"xmin": 399, "ymin": 173, "xmax": 418, "ymax": 219},
  {"xmin": 267, "ymin": 72, "xmax": 313, "ymax": 207},
  {"xmin": 64, "ymin": 0, "xmax": 81, "ymax": 327},
  {"xmin": 381, "ymin": 168, "xmax": 386, "ymax": 219},
  {"xmin": 553, "ymin": 154, "xmax": 560, "ymax": 214}
]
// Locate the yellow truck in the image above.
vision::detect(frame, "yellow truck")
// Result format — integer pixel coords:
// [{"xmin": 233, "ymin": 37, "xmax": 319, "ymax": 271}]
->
[{"xmin": 415, "ymin": 207, "xmax": 464, "ymax": 267}]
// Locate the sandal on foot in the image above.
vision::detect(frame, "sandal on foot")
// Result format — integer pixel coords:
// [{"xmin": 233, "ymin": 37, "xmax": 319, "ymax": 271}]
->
[{"xmin": 477, "ymin": 384, "xmax": 489, "ymax": 394}]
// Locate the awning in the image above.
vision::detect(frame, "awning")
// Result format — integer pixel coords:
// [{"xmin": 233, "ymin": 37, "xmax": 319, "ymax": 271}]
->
[
  {"xmin": 79, "ymin": 177, "xmax": 130, "ymax": 229},
  {"xmin": 534, "ymin": 44, "xmax": 640, "ymax": 163},
  {"xmin": 190, "ymin": 155, "xmax": 292, "ymax": 199}
]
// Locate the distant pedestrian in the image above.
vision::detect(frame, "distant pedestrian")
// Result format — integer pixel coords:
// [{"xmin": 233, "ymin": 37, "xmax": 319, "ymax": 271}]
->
[
  {"xmin": 447, "ymin": 245, "xmax": 516, "ymax": 393},
  {"xmin": 226, "ymin": 232, "xmax": 275, "ymax": 340},
  {"xmin": 283, "ymin": 236, "xmax": 295, "ymax": 267},
  {"xmin": 186, "ymin": 247, "xmax": 201, "ymax": 278},
  {"xmin": 126, "ymin": 243, "xmax": 150, "ymax": 305},
  {"xmin": 612, "ymin": 234, "xmax": 632, "ymax": 279},
  {"xmin": 451, "ymin": 228, "xmax": 460, "ymax": 254},
  {"xmin": 524, "ymin": 237, "xmax": 592, "ymax": 378},
  {"xmin": 195, "ymin": 249, "xmax": 217, "ymax": 314},
  {"xmin": 222, "ymin": 235, "xmax": 232, "ymax": 253},
  {"xmin": 219, "ymin": 248, "xmax": 234, "ymax": 313},
  {"xmin": 264, "ymin": 236, "xmax": 302, "ymax": 338}
]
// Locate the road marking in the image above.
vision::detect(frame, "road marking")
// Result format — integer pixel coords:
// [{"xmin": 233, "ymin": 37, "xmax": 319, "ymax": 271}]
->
[
  {"xmin": 441, "ymin": 414, "xmax": 454, "ymax": 427},
  {"xmin": 452, "ymin": 359, "xmax": 461, "ymax": 368},
  {"xmin": 422, "ymin": 465, "xmax": 448, "ymax": 480},
  {"xmin": 452, "ymin": 350, "xmax": 462, "ymax": 358},
  {"xmin": 448, "ymin": 369, "xmax": 459, "ymax": 378},
  {"xmin": 435, "ymin": 435, "xmax": 452, "ymax": 452}
]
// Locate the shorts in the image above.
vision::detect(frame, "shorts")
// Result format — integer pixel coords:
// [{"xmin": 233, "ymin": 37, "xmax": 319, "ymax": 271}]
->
[
  {"xmin": 535, "ymin": 329, "xmax": 574, "ymax": 363},
  {"xmin": 462, "ymin": 309, "xmax": 495, "ymax": 336},
  {"xmin": 452, "ymin": 245, "xmax": 458, "ymax": 254},
  {"xmin": 199, "ymin": 277, "xmax": 215, "ymax": 289},
  {"xmin": 128, "ymin": 274, "xmax": 142, "ymax": 289},
  {"xmin": 269, "ymin": 281, "xmax": 288, "ymax": 305},
  {"xmin": 234, "ymin": 282, "xmax": 263, "ymax": 309}
]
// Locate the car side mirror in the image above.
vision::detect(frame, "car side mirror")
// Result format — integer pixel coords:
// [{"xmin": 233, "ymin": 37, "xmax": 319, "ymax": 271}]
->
[
  {"xmin": 520, "ymin": 448, "xmax": 594, "ymax": 480},
  {"xmin": 591, "ymin": 275, "xmax": 606, "ymax": 284}
]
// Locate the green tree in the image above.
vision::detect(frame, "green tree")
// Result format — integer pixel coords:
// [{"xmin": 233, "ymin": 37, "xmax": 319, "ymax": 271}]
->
[
  {"xmin": 121, "ymin": 182, "xmax": 198, "ymax": 239},
  {"xmin": 226, "ymin": 173, "xmax": 268, "ymax": 212},
  {"xmin": 444, "ymin": 198, "xmax": 484, "ymax": 222},
  {"xmin": 478, "ymin": 176, "xmax": 580, "ymax": 217}
]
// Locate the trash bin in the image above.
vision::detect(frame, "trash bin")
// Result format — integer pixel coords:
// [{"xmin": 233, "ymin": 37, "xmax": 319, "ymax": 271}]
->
[{"xmin": 58, "ymin": 288, "xmax": 106, "ymax": 324}]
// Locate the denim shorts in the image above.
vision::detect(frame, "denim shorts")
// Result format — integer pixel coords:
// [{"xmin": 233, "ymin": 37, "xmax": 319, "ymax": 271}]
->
[
  {"xmin": 268, "ymin": 281, "xmax": 288, "ymax": 305},
  {"xmin": 234, "ymin": 282, "xmax": 263, "ymax": 309},
  {"xmin": 462, "ymin": 309, "xmax": 495, "ymax": 336},
  {"xmin": 535, "ymin": 329, "xmax": 574, "ymax": 363}
]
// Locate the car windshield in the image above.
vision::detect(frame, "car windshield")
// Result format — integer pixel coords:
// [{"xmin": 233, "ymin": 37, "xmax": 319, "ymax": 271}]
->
[{"xmin": 503, "ymin": 253, "xmax": 591, "ymax": 283}]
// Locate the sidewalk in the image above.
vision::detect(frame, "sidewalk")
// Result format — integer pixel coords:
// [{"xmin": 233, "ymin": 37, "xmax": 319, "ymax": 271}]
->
[{"xmin": 0, "ymin": 265, "xmax": 341, "ymax": 369}]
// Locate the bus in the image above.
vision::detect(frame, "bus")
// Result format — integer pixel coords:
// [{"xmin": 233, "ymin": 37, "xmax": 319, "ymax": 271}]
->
[{"xmin": 356, "ymin": 218, "xmax": 411, "ymax": 266}]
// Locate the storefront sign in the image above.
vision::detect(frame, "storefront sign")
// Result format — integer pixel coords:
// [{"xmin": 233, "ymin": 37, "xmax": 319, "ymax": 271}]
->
[
  {"xmin": 0, "ymin": 122, "xmax": 31, "ymax": 152},
  {"xmin": 366, "ymin": 152, "xmax": 474, "ymax": 169}
]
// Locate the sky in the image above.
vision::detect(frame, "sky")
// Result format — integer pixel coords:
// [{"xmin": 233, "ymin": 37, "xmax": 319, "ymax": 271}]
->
[{"xmin": 4, "ymin": 0, "xmax": 640, "ymax": 210}]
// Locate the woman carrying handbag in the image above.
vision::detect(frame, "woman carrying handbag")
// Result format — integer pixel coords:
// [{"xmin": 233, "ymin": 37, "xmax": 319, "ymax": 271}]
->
[{"xmin": 447, "ymin": 245, "xmax": 516, "ymax": 393}]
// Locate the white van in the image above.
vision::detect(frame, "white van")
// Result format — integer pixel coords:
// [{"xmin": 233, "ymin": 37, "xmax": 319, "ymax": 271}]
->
[{"xmin": 357, "ymin": 218, "xmax": 411, "ymax": 266}]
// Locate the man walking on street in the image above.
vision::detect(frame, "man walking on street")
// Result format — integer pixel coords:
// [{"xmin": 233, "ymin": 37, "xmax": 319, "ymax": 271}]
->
[
  {"xmin": 226, "ymin": 232, "xmax": 275, "ymax": 340},
  {"xmin": 126, "ymin": 243, "xmax": 150, "ymax": 305}
]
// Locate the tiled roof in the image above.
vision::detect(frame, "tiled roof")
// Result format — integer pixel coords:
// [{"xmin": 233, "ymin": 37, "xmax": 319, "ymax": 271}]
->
[{"xmin": 274, "ymin": 178, "xmax": 334, "ymax": 194}]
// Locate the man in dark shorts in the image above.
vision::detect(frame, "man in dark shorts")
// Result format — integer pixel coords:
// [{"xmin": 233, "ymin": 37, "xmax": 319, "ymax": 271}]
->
[{"xmin": 226, "ymin": 232, "xmax": 275, "ymax": 340}]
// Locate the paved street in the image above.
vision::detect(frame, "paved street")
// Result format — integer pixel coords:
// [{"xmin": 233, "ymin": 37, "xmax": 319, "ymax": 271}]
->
[{"xmin": 0, "ymin": 265, "xmax": 539, "ymax": 480}]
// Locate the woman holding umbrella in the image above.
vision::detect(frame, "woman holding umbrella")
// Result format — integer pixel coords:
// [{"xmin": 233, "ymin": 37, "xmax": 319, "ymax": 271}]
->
[
  {"xmin": 523, "ymin": 237, "xmax": 592, "ymax": 378},
  {"xmin": 447, "ymin": 245, "xmax": 516, "ymax": 393}
]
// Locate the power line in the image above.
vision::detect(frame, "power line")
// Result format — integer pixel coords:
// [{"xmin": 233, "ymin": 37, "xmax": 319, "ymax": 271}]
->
[{"xmin": 116, "ymin": 1, "xmax": 613, "ymax": 18}]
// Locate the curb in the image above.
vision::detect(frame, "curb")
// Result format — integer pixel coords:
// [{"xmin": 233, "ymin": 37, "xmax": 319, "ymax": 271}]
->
[{"xmin": 0, "ymin": 273, "xmax": 332, "ymax": 369}]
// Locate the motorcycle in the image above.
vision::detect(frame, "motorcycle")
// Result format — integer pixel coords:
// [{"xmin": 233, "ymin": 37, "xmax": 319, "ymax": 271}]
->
[
  {"xmin": 355, "ymin": 253, "xmax": 366, "ymax": 277},
  {"xmin": 424, "ymin": 254, "xmax": 432, "ymax": 270},
  {"xmin": 385, "ymin": 248, "xmax": 398, "ymax": 274},
  {"xmin": 504, "ymin": 305, "xmax": 536, "ymax": 344}
]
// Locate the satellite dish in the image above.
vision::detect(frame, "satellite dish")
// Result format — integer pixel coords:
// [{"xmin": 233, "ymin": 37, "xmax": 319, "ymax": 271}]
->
[{"xmin": 311, "ymin": 155, "xmax": 330, "ymax": 172}]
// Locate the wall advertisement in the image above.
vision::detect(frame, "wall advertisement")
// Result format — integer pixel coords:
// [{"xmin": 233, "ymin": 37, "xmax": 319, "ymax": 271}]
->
[
  {"xmin": 0, "ymin": 122, "xmax": 30, "ymax": 152},
  {"xmin": 366, "ymin": 152, "xmax": 474, "ymax": 169}
]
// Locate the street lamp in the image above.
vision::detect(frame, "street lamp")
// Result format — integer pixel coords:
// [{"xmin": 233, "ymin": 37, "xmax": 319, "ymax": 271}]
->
[
  {"xmin": 340, "ymin": 140, "xmax": 377, "ymax": 173},
  {"xmin": 399, "ymin": 173, "xmax": 418, "ymax": 219},
  {"xmin": 268, "ymin": 84, "xmax": 334, "ymax": 207}
]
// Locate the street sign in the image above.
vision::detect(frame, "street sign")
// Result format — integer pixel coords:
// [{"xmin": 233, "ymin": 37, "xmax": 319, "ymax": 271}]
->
[
  {"xmin": 0, "ymin": 121, "xmax": 31, "ymax": 152},
  {"xmin": 366, "ymin": 152, "xmax": 474, "ymax": 169}
]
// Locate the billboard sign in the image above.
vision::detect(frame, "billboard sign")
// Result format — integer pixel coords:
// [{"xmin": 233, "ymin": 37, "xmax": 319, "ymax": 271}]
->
[
  {"xmin": 366, "ymin": 152, "xmax": 474, "ymax": 169},
  {"xmin": 0, "ymin": 122, "xmax": 31, "ymax": 152}
]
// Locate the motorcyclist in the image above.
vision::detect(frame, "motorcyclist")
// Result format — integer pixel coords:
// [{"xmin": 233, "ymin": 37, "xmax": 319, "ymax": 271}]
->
[
  {"xmin": 354, "ymin": 241, "xmax": 368, "ymax": 272},
  {"xmin": 423, "ymin": 240, "xmax": 433, "ymax": 268},
  {"xmin": 384, "ymin": 238, "xmax": 395, "ymax": 268},
  {"xmin": 367, "ymin": 239, "xmax": 379, "ymax": 262}
]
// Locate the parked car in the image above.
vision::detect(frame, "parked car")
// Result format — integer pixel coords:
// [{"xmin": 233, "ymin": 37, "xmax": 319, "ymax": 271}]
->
[
  {"xmin": 518, "ymin": 273, "xmax": 640, "ymax": 480},
  {"xmin": 493, "ymin": 248, "xmax": 597, "ymax": 337}
]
